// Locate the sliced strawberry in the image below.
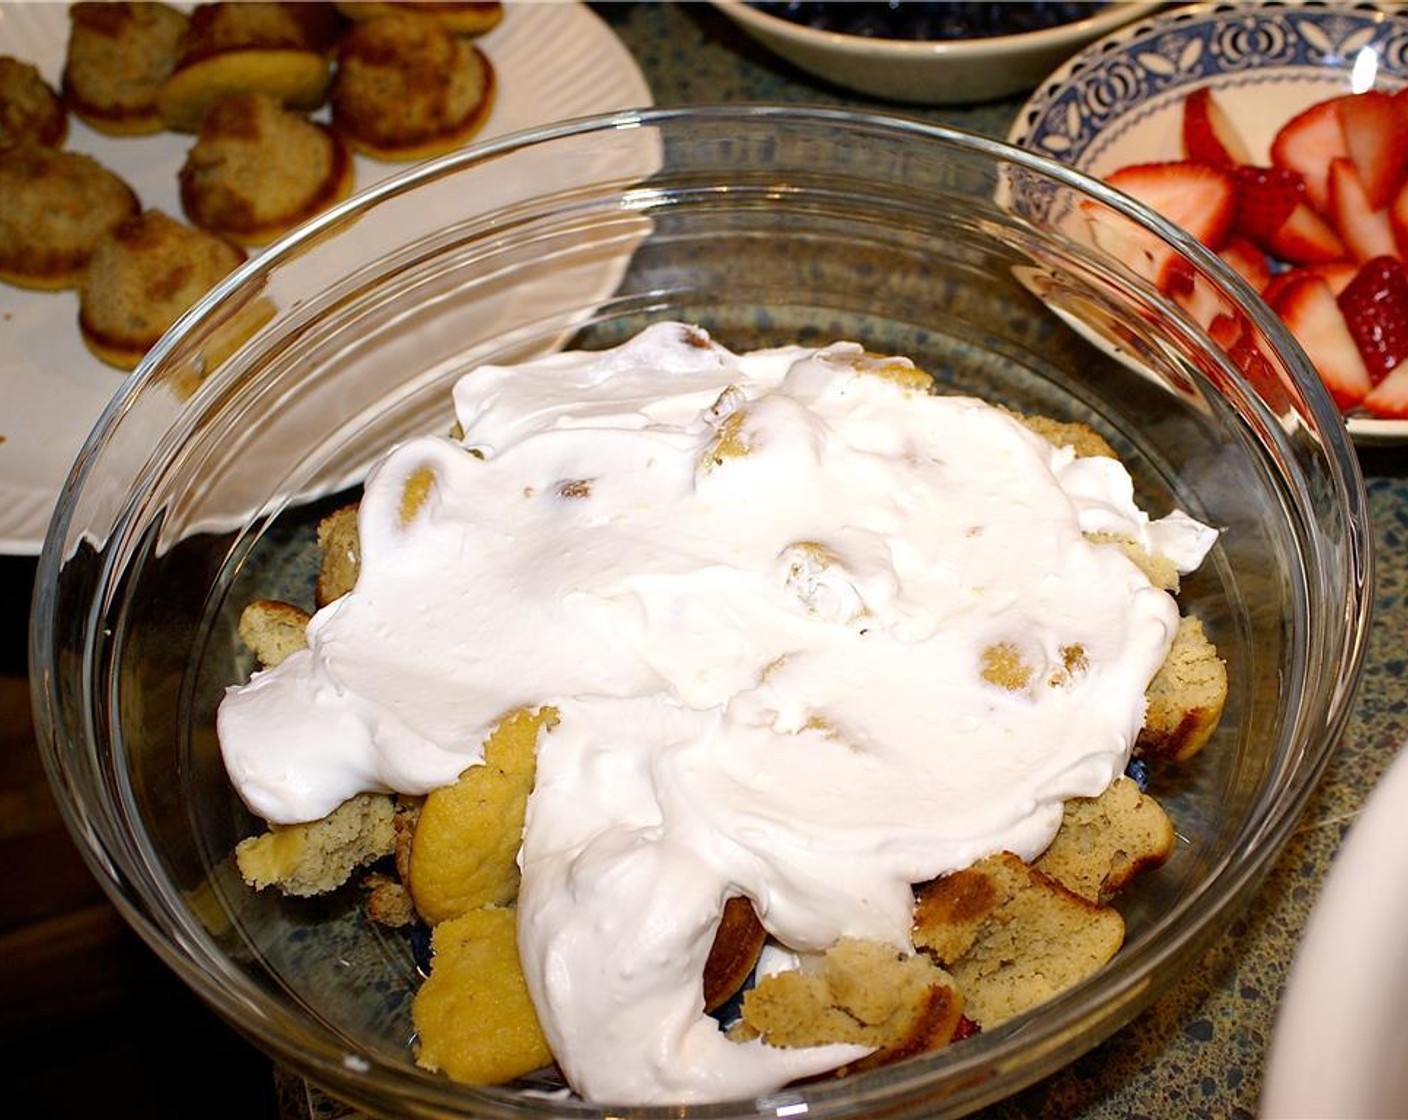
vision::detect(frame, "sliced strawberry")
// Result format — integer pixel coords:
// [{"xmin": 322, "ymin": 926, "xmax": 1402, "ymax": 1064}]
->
[
  {"xmin": 1263, "ymin": 260, "xmax": 1359, "ymax": 307},
  {"xmin": 1103, "ymin": 161, "xmax": 1237, "ymax": 287},
  {"xmin": 1271, "ymin": 95, "xmax": 1351, "ymax": 214},
  {"xmin": 1328, "ymin": 157, "xmax": 1399, "ymax": 263},
  {"xmin": 1392, "ymin": 177, "xmax": 1408, "ymax": 259},
  {"xmin": 1337, "ymin": 254, "xmax": 1408, "ymax": 382},
  {"xmin": 1183, "ymin": 87, "xmax": 1252, "ymax": 167},
  {"xmin": 1271, "ymin": 272, "xmax": 1373, "ymax": 409},
  {"xmin": 1219, "ymin": 235, "xmax": 1272, "ymax": 291},
  {"xmin": 1362, "ymin": 356, "xmax": 1408, "ymax": 418},
  {"xmin": 1232, "ymin": 164, "xmax": 1345, "ymax": 263},
  {"xmin": 1335, "ymin": 89, "xmax": 1408, "ymax": 211}
]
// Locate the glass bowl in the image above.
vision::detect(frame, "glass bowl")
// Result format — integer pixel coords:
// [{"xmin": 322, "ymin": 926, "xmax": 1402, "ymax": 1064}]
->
[{"xmin": 31, "ymin": 105, "xmax": 1371, "ymax": 1120}]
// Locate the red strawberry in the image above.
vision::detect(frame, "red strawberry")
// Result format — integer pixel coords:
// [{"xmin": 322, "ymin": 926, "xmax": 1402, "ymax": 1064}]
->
[
  {"xmin": 1392, "ymin": 178, "xmax": 1408, "ymax": 259},
  {"xmin": 1271, "ymin": 272, "xmax": 1373, "ymax": 409},
  {"xmin": 1271, "ymin": 95, "xmax": 1351, "ymax": 214},
  {"xmin": 1337, "ymin": 254, "xmax": 1408, "ymax": 382},
  {"xmin": 1262, "ymin": 260, "xmax": 1358, "ymax": 306},
  {"xmin": 1219, "ymin": 235, "xmax": 1272, "ymax": 291},
  {"xmin": 1233, "ymin": 164, "xmax": 1346, "ymax": 263},
  {"xmin": 1103, "ymin": 161, "xmax": 1237, "ymax": 287},
  {"xmin": 1335, "ymin": 89, "xmax": 1408, "ymax": 211},
  {"xmin": 1328, "ymin": 157, "xmax": 1399, "ymax": 263},
  {"xmin": 1183, "ymin": 87, "xmax": 1252, "ymax": 167},
  {"xmin": 1363, "ymin": 356, "xmax": 1408, "ymax": 418}
]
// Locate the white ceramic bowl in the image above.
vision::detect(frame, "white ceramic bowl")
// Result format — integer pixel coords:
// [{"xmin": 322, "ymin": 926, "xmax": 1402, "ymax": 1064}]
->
[{"xmin": 710, "ymin": 1, "xmax": 1159, "ymax": 104}]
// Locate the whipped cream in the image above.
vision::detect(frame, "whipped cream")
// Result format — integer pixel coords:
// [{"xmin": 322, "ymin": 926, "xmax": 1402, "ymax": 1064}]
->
[{"xmin": 218, "ymin": 322, "xmax": 1217, "ymax": 1105}]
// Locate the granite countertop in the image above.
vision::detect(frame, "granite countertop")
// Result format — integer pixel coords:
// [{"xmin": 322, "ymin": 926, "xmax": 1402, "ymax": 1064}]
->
[{"xmin": 288, "ymin": 4, "xmax": 1408, "ymax": 1118}]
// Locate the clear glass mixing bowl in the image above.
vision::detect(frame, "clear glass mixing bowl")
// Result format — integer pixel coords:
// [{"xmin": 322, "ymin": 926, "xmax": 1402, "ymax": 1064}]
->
[{"xmin": 30, "ymin": 105, "xmax": 1371, "ymax": 1120}]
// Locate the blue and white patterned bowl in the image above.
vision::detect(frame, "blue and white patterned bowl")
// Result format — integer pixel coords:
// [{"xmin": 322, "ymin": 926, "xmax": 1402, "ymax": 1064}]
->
[{"xmin": 1008, "ymin": 0, "xmax": 1408, "ymax": 444}]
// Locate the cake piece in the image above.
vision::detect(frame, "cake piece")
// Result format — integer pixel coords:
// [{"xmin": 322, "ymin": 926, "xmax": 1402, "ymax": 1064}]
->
[
  {"xmin": 0, "ymin": 143, "xmax": 140, "ymax": 290},
  {"xmin": 1135, "ymin": 614, "xmax": 1227, "ymax": 764},
  {"xmin": 330, "ymin": 10, "xmax": 495, "ymax": 161},
  {"xmin": 1032, "ymin": 776, "xmax": 1176, "ymax": 904},
  {"xmin": 157, "ymin": 1, "xmax": 343, "ymax": 132},
  {"xmin": 412, "ymin": 906, "xmax": 554, "ymax": 1085},
  {"xmin": 61, "ymin": 1, "xmax": 189, "ymax": 135},
  {"xmin": 77, "ymin": 209, "xmax": 246, "ymax": 370},
  {"xmin": 704, "ymin": 896, "xmax": 768, "ymax": 1013},
  {"xmin": 0, "ymin": 56, "xmax": 67, "ymax": 150},
  {"xmin": 736, "ymin": 937, "xmax": 967, "ymax": 1074},
  {"xmin": 236, "ymin": 598, "xmax": 312, "ymax": 669},
  {"xmin": 179, "ymin": 91, "xmax": 354, "ymax": 246},
  {"xmin": 335, "ymin": 1, "xmax": 505, "ymax": 37},
  {"xmin": 315, "ymin": 502, "xmax": 362, "ymax": 606},
  {"xmin": 912, "ymin": 851, "xmax": 1125, "ymax": 1028},
  {"xmin": 235, "ymin": 791, "xmax": 397, "ymax": 897}
]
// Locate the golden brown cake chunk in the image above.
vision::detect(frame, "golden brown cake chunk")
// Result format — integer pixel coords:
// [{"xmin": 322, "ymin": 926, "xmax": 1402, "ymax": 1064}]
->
[
  {"xmin": 61, "ymin": 2, "xmax": 189, "ymax": 136},
  {"xmin": 179, "ymin": 91, "xmax": 355, "ymax": 246},
  {"xmin": 703, "ymin": 896, "xmax": 768, "ymax": 1013},
  {"xmin": 736, "ymin": 937, "xmax": 966, "ymax": 1073},
  {"xmin": 912, "ymin": 851, "xmax": 1125, "ymax": 1028},
  {"xmin": 335, "ymin": 1, "xmax": 505, "ymax": 37},
  {"xmin": 315, "ymin": 502, "xmax": 362, "ymax": 606},
  {"xmin": 236, "ymin": 598, "xmax": 311, "ymax": 669},
  {"xmin": 235, "ymin": 791, "xmax": 397, "ymax": 897},
  {"xmin": 77, "ymin": 209, "xmax": 246, "ymax": 370},
  {"xmin": 412, "ymin": 906, "xmax": 553, "ymax": 1085},
  {"xmin": 330, "ymin": 10, "xmax": 495, "ymax": 161},
  {"xmin": 0, "ymin": 143, "xmax": 139, "ymax": 290},
  {"xmin": 408, "ymin": 707, "xmax": 554, "ymax": 925},
  {"xmin": 0, "ymin": 56, "xmax": 67, "ymax": 151},
  {"xmin": 1033, "ymin": 776, "xmax": 1176, "ymax": 904},
  {"xmin": 1135, "ymin": 614, "xmax": 1227, "ymax": 764},
  {"xmin": 157, "ymin": 1, "xmax": 342, "ymax": 132}
]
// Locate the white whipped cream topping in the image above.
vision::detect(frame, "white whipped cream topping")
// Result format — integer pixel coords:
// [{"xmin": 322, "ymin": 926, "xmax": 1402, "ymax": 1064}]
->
[{"xmin": 218, "ymin": 322, "xmax": 1217, "ymax": 1106}]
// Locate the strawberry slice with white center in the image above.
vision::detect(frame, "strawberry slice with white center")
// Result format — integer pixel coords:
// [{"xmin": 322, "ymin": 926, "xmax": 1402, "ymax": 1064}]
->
[
  {"xmin": 1182, "ymin": 87, "xmax": 1252, "ymax": 167},
  {"xmin": 1232, "ymin": 164, "xmax": 1346, "ymax": 264},
  {"xmin": 1363, "ymin": 357, "xmax": 1408, "ymax": 418},
  {"xmin": 1219, "ymin": 235, "xmax": 1271, "ymax": 291},
  {"xmin": 1337, "ymin": 254, "xmax": 1408, "ymax": 383},
  {"xmin": 1103, "ymin": 161, "xmax": 1236, "ymax": 288},
  {"xmin": 1271, "ymin": 272, "xmax": 1373, "ymax": 409},
  {"xmin": 1335, "ymin": 89, "xmax": 1408, "ymax": 212},
  {"xmin": 1328, "ymin": 157, "xmax": 1399, "ymax": 263},
  {"xmin": 1271, "ymin": 95, "xmax": 1351, "ymax": 215},
  {"xmin": 1392, "ymin": 177, "xmax": 1408, "ymax": 259}
]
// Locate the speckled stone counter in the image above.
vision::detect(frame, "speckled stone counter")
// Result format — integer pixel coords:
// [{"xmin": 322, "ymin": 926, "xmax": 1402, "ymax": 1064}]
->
[{"xmin": 286, "ymin": 4, "xmax": 1408, "ymax": 1118}]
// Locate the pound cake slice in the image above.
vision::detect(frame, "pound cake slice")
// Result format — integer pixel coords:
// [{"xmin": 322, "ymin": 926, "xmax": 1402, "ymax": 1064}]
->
[
  {"xmin": 0, "ymin": 56, "xmax": 67, "ymax": 150},
  {"xmin": 62, "ymin": 1, "xmax": 189, "ymax": 136}
]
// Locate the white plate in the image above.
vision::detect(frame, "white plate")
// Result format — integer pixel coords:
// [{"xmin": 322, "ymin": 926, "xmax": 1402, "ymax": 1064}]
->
[
  {"xmin": 0, "ymin": 1, "xmax": 652, "ymax": 555},
  {"xmin": 1260, "ymin": 739, "xmax": 1408, "ymax": 1118},
  {"xmin": 1007, "ymin": 1, "xmax": 1408, "ymax": 447}
]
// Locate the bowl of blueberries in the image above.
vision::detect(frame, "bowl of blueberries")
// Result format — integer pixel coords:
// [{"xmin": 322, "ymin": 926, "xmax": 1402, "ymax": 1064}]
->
[{"xmin": 711, "ymin": 1, "xmax": 1160, "ymax": 104}]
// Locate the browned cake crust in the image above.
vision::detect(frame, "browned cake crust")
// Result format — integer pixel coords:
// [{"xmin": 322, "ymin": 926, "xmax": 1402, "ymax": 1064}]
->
[
  {"xmin": 334, "ymin": 1, "xmax": 505, "ymax": 37},
  {"xmin": 156, "ymin": 1, "xmax": 342, "ymax": 132},
  {"xmin": 0, "ymin": 56, "xmax": 67, "ymax": 151},
  {"xmin": 0, "ymin": 143, "xmax": 139, "ymax": 290},
  {"xmin": 77, "ymin": 209, "xmax": 246, "ymax": 370},
  {"xmin": 331, "ymin": 11, "xmax": 495, "ymax": 162},
  {"xmin": 179, "ymin": 91, "xmax": 355, "ymax": 246},
  {"xmin": 61, "ymin": 2, "xmax": 189, "ymax": 136}
]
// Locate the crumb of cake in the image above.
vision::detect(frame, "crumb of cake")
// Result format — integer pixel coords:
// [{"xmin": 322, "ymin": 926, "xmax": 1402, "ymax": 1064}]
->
[
  {"xmin": 77, "ymin": 208, "xmax": 246, "ymax": 370},
  {"xmin": 334, "ymin": 1, "xmax": 505, "ymax": 37},
  {"xmin": 399, "ymin": 464, "xmax": 438, "ymax": 525},
  {"xmin": 0, "ymin": 55, "xmax": 67, "ymax": 151},
  {"xmin": 157, "ymin": 1, "xmax": 341, "ymax": 132},
  {"xmin": 362, "ymin": 871, "xmax": 418, "ymax": 928},
  {"xmin": 62, "ymin": 1, "xmax": 189, "ymax": 136},
  {"xmin": 411, "ymin": 906, "xmax": 554, "ymax": 1085},
  {"xmin": 1135, "ymin": 614, "xmax": 1227, "ymax": 764},
  {"xmin": 980, "ymin": 642, "xmax": 1033, "ymax": 692},
  {"xmin": 0, "ymin": 143, "xmax": 139, "ymax": 291},
  {"xmin": 330, "ymin": 10, "xmax": 495, "ymax": 162},
  {"xmin": 179, "ymin": 90, "xmax": 354, "ymax": 247},
  {"xmin": 235, "ymin": 791, "xmax": 397, "ymax": 897},
  {"xmin": 912, "ymin": 851, "xmax": 1124, "ymax": 1029}
]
